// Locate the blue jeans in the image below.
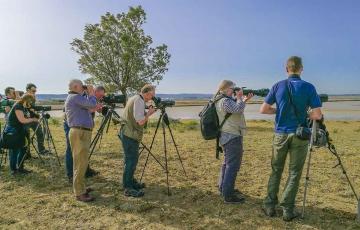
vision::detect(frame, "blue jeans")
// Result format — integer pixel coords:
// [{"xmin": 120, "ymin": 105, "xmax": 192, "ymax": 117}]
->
[
  {"xmin": 64, "ymin": 121, "xmax": 73, "ymax": 178},
  {"xmin": 9, "ymin": 148, "xmax": 26, "ymax": 171},
  {"xmin": 218, "ymin": 136, "xmax": 244, "ymax": 197},
  {"xmin": 119, "ymin": 131, "xmax": 140, "ymax": 189}
]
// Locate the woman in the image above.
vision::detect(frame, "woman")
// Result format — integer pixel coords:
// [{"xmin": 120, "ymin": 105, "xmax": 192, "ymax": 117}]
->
[
  {"xmin": 215, "ymin": 80, "xmax": 253, "ymax": 204},
  {"xmin": 6, "ymin": 94, "xmax": 38, "ymax": 175}
]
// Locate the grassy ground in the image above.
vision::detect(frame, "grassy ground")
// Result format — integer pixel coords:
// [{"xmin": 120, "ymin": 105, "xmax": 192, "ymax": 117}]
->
[{"xmin": 1, "ymin": 118, "xmax": 360, "ymax": 229}]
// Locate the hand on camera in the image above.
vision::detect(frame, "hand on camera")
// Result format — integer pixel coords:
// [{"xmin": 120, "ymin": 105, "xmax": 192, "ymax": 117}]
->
[
  {"xmin": 95, "ymin": 103, "xmax": 103, "ymax": 112},
  {"xmin": 147, "ymin": 106, "xmax": 156, "ymax": 117},
  {"xmin": 86, "ymin": 85, "xmax": 95, "ymax": 96},
  {"xmin": 243, "ymin": 93, "xmax": 254, "ymax": 103},
  {"xmin": 5, "ymin": 106, "xmax": 10, "ymax": 113},
  {"xmin": 235, "ymin": 89, "xmax": 244, "ymax": 100}
]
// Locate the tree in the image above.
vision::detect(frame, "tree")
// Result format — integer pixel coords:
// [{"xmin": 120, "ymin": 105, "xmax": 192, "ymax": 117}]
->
[{"xmin": 70, "ymin": 6, "xmax": 170, "ymax": 98}]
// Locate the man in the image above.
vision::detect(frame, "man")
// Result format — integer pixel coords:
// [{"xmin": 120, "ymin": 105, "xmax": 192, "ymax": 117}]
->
[
  {"xmin": 1, "ymin": 87, "xmax": 17, "ymax": 117},
  {"xmin": 64, "ymin": 86, "xmax": 105, "ymax": 182},
  {"xmin": 260, "ymin": 56, "xmax": 323, "ymax": 221},
  {"xmin": 119, "ymin": 84, "xmax": 156, "ymax": 197},
  {"xmin": 65, "ymin": 79, "xmax": 99, "ymax": 202},
  {"xmin": 24, "ymin": 83, "xmax": 49, "ymax": 154}
]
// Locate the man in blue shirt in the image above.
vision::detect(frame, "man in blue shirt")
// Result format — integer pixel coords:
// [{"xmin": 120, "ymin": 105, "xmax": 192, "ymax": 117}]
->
[{"xmin": 260, "ymin": 56, "xmax": 323, "ymax": 221}]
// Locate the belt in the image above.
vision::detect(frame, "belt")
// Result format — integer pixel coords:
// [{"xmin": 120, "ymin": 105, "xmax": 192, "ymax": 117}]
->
[{"xmin": 71, "ymin": 126, "xmax": 92, "ymax": 131}]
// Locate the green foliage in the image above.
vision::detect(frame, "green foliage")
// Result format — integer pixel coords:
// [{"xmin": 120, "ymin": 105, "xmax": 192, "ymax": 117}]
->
[{"xmin": 71, "ymin": 6, "xmax": 171, "ymax": 97}]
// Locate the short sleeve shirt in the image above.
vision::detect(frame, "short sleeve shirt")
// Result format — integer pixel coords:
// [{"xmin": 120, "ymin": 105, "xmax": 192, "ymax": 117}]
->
[
  {"xmin": 264, "ymin": 75, "xmax": 322, "ymax": 133},
  {"xmin": 133, "ymin": 95, "xmax": 146, "ymax": 122}
]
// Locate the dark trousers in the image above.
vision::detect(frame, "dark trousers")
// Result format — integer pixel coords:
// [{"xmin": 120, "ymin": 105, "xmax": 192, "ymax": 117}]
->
[
  {"xmin": 9, "ymin": 148, "xmax": 26, "ymax": 171},
  {"xmin": 218, "ymin": 136, "xmax": 244, "ymax": 197},
  {"xmin": 119, "ymin": 132, "xmax": 140, "ymax": 189},
  {"xmin": 64, "ymin": 121, "xmax": 73, "ymax": 178},
  {"xmin": 26, "ymin": 121, "xmax": 45, "ymax": 152}
]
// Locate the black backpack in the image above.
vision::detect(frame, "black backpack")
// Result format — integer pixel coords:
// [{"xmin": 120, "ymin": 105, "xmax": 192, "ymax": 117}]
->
[{"xmin": 199, "ymin": 95, "xmax": 231, "ymax": 158}]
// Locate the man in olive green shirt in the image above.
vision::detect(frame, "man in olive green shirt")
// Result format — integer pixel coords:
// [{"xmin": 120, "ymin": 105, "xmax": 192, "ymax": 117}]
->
[{"xmin": 119, "ymin": 84, "xmax": 156, "ymax": 197}]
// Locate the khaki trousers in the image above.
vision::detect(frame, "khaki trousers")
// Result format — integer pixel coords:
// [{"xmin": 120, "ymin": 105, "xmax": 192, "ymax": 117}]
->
[{"xmin": 69, "ymin": 128, "xmax": 92, "ymax": 196}]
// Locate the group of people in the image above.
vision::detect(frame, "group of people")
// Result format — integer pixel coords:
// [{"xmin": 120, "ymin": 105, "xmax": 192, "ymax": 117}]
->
[
  {"xmin": 0, "ymin": 83, "xmax": 50, "ymax": 175},
  {"xmin": 1, "ymin": 55, "xmax": 323, "ymax": 222}
]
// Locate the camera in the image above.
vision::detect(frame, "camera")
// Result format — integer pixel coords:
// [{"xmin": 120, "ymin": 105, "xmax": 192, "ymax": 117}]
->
[
  {"xmin": 152, "ymin": 97, "xmax": 175, "ymax": 109},
  {"xmin": 233, "ymin": 87, "xmax": 270, "ymax": 97},
  {"xmin": 33, "ymin": 105, "xmax": 52, "ymax": 112},
  {"xmin": 102, "ymin": 94, "xmax": 126, "ymax": 105}
]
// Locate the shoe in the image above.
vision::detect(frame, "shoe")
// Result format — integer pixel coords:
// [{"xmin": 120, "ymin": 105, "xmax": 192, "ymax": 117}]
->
[
  {"xmin": 262, "ymin": 206, "xmax": 276, "ymax": 217},
  {"xmin": 68, "ymin": 176, "xmax": 73, "ymax": 184},
  {"xmin": 39, "ymin": 149, "xmax": 51, "ymax": 155},
  {"xmin": 76, "ymin": 193, "xmax": 95, "ymax": 202},
  {"xmin": 10, "ymin": 170, "xmax": 17, "ymax": 176},
  {"xmin": 133, "ymin": 179, "xmax": 146, "ymax": 190},
  {"xmin": 283, "ymin": 208, "xmax": 300, "ymax": 222},
  {"xmin": 85, "ymin": 167, "xmax": 99, "ymax": 178},
  {"xmin": 224, "ymin": 194, "xmax": 245, "ymax": 204},
  {"xmin": 17, "ymin": 168, "xmax": 32, "ymax": 174},
  {"xmin": 124, "ymin": 188, "xmax": 144, "ymax": 197},
  {"xmin": 85, "ymin": 187, "xmax": 94, "ymax": 195}
]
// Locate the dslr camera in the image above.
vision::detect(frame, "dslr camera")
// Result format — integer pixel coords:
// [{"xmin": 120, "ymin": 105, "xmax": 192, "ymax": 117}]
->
[
  {"xmin": 233, "ymin": 87, "xmax": 270, "ymax": 97},
  {"xmin": 152, "ymin": 97, "xmax": 175, "ymax": 110},
  {"xmin": 102, "ymin": 94, "xmax": 126, "ymax": 105}
]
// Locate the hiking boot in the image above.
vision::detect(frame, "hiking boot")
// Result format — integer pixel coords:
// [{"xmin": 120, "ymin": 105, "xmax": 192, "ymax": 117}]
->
[
  {"xmin": 85, "ymin": 187, "xmax": 94, "ymax": 195},
  {"xmin": 133, "ymin": 179, "xmax": 146, "ymax": 190},
  {"xmin": 224, "ymin": 194, "xmax": 245, "ymax": 204},
  {"xmin": 262, "ymin": 206, "xmax": 276, "ymax": 217},
  {"xmin": 17, "ymin": 168, "xmax": 32, "ymax": 174},
  {"xmin": 85, "ymin": 167, "xmax": 99, "ymax": 178},
  {"xmin": 76, "ymin": 193, "xmax": 95, "ymax": 202},
  {"xmin": 283, "ymin": 208, "xmax": 300, "ymax": 222},
  {"xmin": 68, "ymin": 176, "xmax": 73, "ymax": 184},
  {"xmin": 124, "ymin": 188, "xmax": 144, "ymax": 198}
]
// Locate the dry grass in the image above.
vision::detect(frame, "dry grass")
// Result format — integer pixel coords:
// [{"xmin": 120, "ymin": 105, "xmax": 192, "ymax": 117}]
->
[{"xmin": 1, "ymin": 119, "xmax": 360, "ymax": 229}]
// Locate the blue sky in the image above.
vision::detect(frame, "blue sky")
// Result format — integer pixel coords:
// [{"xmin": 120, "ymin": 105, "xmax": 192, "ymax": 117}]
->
[{"xmin": 0, "ymin": 0, "xmax": 359, "ymax": 94}]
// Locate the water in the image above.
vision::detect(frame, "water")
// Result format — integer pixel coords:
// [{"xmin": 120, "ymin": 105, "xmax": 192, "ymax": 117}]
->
[{"xmin": 43, "ymin": 101, "xmax": 360, "ymax": 120}]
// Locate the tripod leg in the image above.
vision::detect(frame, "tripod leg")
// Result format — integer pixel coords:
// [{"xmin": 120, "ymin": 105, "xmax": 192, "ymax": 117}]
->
[
  {"xmin": 30, "ymin": 118, "xmax": 45, "ymax": 163},
  {"xmin": 301, "ymin": 145, "xmax": 313, "ymax": 218},
  {"xmin": 302, "ymin": 121, "xmax": 317, "ymax": 218},
  {"xmin": 166, "ymin": 124, "xmax": 187, "ymax": 177},
  {"xmin": 89, "ymin": 113, "xmax": 111, "ymax": 160},
  {"xmin": 139, "ymin": 113, "xmax": 164, "ymax": 181},
  {"xmin": 161, "ymin": 122, "xmax": 170, "ymax": 196}
]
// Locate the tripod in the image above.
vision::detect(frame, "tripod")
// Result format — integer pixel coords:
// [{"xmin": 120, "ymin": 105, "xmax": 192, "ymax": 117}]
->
[
  {"xmin": 301, "ymin": 120, "xmax": 360, "ymax": 219},
  {"xmin": 139, "ymin": 107, "xmax": 187, "ymax": 195},
  {"xmin": 27, "ymin": 111, "xmax": 61, "ymax": 168},
  {"xmin": 89, "ymin": 106, "xmax": 122, "ymax": 160}
]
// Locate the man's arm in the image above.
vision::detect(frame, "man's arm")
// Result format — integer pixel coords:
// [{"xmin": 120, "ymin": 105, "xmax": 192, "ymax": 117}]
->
[
  {"xmin": 308, "ymin": 107, "xmax": 322, "ymax": 120},
  {"xmin": 74, "ymin": 95, "xmax": 97, "ymax": 110},
  {"xmin": 259, "ymin": 103, "xmax": 276, "ymax": 114}
]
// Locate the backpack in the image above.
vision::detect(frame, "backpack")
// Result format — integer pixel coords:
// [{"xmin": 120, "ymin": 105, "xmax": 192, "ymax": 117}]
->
[{"xmin": 199, "ymin": 95, "xmax": 231, "ymax": 158}]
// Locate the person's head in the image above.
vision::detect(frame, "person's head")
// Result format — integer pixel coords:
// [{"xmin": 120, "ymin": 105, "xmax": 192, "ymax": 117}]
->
[
  {"xmin": 19, "ymin": 94, "xmax": 35, "ymax": 108},
  {"xmin": 26, "ymin": 83, "xmax": 37, "ymax": 95},
  {"xmin": 286, "ymin": 56, "xmax": 303, "ymax": 76},
  {"xmin": 141, "ymin": 84, "xmax": 156, "ymax": 102},
  {"xmin": 68, "ymin": 79, "xmax": 84, "ymax": 94},
  {"xmin": 5, "ymin": 87, "xmax": 16, "ymax": 99},
  {"xmin": 217, "ymin": 80, "xmax": 236, "ymax": 97},
  {"xmin": 95, "ymin": 85, "xmax": 106, "ymax": 100}
]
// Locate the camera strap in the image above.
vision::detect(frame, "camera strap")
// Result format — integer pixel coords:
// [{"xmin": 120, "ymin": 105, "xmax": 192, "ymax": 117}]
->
[{"xmin": 285, "ymin": 79, "xmax": 304, "ymax": 127}]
